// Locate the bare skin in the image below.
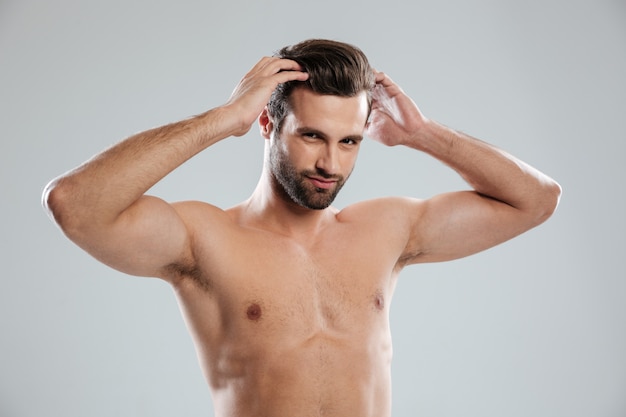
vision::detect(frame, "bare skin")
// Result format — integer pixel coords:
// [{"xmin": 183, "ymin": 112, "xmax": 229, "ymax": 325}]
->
[{"xmin": 43, "ymin": 56, "xmax": 561, "ymax": 417}]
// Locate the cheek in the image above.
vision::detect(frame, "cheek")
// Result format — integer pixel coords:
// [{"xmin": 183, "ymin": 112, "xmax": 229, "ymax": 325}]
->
[
  {"xmin": 288, "ymin": 142, "xmax": 318, "ymax": 165},
  {"xmin": 341, "ymin": 150, "xmax": 359, "ymax": 171}
]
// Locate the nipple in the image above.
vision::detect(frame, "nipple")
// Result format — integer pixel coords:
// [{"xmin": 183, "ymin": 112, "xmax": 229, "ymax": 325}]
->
[
  {"xmin": 374, "ymin": 293, "xmax": 385, "ymax": 311},
  {"xmin": 246, "ymin": 303, "xmax": 262, "ymax": 321}
]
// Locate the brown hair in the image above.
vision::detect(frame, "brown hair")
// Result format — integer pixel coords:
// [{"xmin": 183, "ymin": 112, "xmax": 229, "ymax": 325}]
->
[{"xmin": 267, "ymin": 39, "xmax": 375, "ymax": 133}]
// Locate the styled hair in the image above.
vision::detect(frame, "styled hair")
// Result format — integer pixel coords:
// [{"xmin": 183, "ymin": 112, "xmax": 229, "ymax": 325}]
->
[{"xmin": 267, "ymin": 39, "xmax": 375, "ymax": 133}]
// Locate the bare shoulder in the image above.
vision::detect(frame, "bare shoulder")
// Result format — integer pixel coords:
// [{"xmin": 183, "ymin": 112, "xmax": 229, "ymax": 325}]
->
[
  {"xmin": 170, "ymin": 199, "xmax": 245, "ymax": 249},
  {"xmin": 171, "ymin": 200, "xmax": 233, "ymax": 225},
  {"xmin": 159, "ymin": 200, "xmax": 236, "ymax": 281},
  {"xmin": 337, "ymin": 196, "xmax": 425, "ymax": 225},
  {"xmin": 335, "ymin": 197, "xmax": 431, "ymax": 268},
  {"xmin": 338, "ymin": 197, "xmax": 424, "ymax": 247}
]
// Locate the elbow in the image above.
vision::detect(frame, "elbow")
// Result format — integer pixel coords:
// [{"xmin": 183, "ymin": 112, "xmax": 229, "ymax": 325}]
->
[
  {"xmin": 544, "ymin": 179, "xmax": 562, "ymax": 217},
  {"xmin": 533, "ymin": 179, "xmax": 562, "ymax": 225},
  {"xmin": 42, "ymin": 177, "xmax": 82, "ymax": 236}
]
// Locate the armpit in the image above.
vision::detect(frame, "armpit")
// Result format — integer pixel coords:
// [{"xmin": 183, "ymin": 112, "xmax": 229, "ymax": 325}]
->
[{"xmin": 163, "ymin": 260, "xmax": 210, "ymax": 291}]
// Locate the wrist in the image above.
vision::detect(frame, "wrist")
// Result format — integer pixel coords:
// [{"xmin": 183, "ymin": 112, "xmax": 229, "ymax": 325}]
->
[
  {"xmin": 194, "ymin": 106, "xmax": 247, "ymax": 141},
  {"xmin": 401, "ymin": 118, "xmax": 443, "ymax": 151}
]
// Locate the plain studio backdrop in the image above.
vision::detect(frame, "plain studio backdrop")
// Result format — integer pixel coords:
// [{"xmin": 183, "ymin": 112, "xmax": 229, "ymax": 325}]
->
[{"xmin": 1, "ymin": 0, "xmax": 624, "ymax": 416}]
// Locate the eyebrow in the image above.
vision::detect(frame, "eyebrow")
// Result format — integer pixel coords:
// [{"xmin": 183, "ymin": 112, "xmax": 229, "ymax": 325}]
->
[{"xmin": 295, "ymin": 126, "xmax": 364, "ymax": 143}]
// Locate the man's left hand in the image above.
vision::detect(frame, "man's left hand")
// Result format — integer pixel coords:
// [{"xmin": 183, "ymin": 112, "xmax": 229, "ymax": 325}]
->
[{"xmin": 365, "ymin": 71, "xmax": 428, "ymax": 147}]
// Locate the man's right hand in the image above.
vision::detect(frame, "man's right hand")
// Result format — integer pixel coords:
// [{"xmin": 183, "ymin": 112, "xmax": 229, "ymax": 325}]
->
[
  {"xmin": 222, "ymin": 57, "xmax": 308, "ymax": 137},
  {"xmin": 42, "ymin": 56, "xmax": 308, "ymax": 281}
]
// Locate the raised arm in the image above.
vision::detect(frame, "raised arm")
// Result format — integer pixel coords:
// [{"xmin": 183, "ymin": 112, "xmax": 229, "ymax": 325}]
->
[
  {"xmin": 366, "ymin": 72, "xmax": 562, "ymax": 265},
  {"xmin": 42, "ymin": 57, "xmax": 308, "ymax": 279}
]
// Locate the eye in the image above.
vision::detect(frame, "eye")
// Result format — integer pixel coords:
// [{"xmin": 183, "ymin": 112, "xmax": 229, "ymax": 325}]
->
[
  {"xmin": 341, "ymin": 137, "xmax": 362, "ymax": 146},
  {"xmin": 303, "ymin": 132, "xmax": 319, "ymax": 139}
]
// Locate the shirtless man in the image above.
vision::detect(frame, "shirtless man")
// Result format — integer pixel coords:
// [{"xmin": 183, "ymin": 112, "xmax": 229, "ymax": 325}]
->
[{"xmin": 43, "ymin": 39, "xmax": 561, "ymax": 416}]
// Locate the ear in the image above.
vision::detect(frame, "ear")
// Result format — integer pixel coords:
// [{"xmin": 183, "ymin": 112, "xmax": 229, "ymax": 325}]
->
[{"xmin": 258, "ymin": 107, "xmax": 274, "ymax": 140}]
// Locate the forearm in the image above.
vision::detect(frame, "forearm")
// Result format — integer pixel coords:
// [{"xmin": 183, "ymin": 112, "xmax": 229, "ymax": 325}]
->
[
  {"xmin": 407, "ymin": 120, "xmax": 561, "ymax": 219},
  {"xmin": 44, "ymin": 106, "xmax": 233, "ymax": 231},
  {"xmin": 44, "ymin": 56, "xmax": 309, "ymax": 235}
]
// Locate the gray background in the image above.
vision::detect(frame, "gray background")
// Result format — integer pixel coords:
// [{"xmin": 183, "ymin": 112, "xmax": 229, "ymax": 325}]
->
[{"xmin": 1, "ymin": 0, "xmax": 625, "ymax": 416}]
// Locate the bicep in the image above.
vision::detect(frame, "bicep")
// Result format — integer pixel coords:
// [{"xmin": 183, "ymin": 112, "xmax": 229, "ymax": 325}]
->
[
  {"xmin": 77, "ymin": 195, "xmax": 193, "ymax": 279},
  {"xmin": 405, "ymin": 191, "xmax": 533, "ymax": 264}
]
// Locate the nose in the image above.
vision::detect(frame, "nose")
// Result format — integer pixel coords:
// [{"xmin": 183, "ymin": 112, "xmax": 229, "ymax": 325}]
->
[{"xmin": 315, "ymin": 144, "xmax": 339, "ymax": 175}]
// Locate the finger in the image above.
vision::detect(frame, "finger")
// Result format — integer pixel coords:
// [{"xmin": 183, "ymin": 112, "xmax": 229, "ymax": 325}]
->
[
  {"xmin": 273, "ymin": 69, "xmax": 309, "ymax": 84},
  {"xmin": 262, "ymin": 58, "xmax": 308, "ymax": 82},
  {"xmin": 247, "ymin": 56, "xmax": 277, "ymax": 74},
  {"xmin": 373, "ymin": 71, "xmax": 398, "ymax": 88},
  {"xmin": 245, "ymin": 57, "xmax": 303, "ymax": 80},
  {"xmin": 240, "ymin": 58, "xmax": 308, "ymax": 92},
  {"xmin": 276, "ymin": 58, "xmax": 306, "ymax": 73},
  {"xmin": 372, "ymin": 69, "xmax": 386, "ymax": 84},
  {"xmin": 260, "ymin": 57, "xmax": 306, "ymax": 75},
  {"xmin": 374, "ymin": 73, "xmax": 407, "ymax": 100}
]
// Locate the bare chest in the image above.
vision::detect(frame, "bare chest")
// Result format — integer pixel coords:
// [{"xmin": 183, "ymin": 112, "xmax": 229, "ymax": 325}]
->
[
  {"xmin": 239, "ymin": 240, "xmax": 389, "ymax": 326},
  {"xmin": 183, "ymin": 227, "xmax": 400, "ymax": 339}
]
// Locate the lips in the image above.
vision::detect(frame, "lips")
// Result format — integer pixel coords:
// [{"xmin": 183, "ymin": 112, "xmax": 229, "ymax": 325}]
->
[{"xmin": 308, "ymin": 176, "xmax": 337, "ymax": 190}]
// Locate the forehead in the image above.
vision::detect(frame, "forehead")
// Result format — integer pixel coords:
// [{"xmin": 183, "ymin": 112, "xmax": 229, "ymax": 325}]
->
[{"xmin": 284, "ymin": 88, "xmax": 369, "ymax": 135}]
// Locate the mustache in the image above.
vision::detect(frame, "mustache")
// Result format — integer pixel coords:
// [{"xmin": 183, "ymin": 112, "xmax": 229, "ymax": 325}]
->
[{"xmin": 301, "ymin": 168, "xmax": 343, "ymax": 181}]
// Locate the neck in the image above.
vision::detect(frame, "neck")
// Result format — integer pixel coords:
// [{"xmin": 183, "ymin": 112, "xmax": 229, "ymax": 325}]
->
[{"xmin": 242, "ymin": 170, "xmax": 338, "ymax": 239}]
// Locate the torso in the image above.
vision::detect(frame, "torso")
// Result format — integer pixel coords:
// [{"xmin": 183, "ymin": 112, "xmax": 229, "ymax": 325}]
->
[{"xmin": 169, "ymin": 199, "xmax": 411, "ymax": 417}]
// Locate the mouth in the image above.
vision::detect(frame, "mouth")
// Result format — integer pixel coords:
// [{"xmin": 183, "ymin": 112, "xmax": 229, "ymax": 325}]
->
[{"xmin": 307, "ymin": 176, "xmax": 338, "ymax": 190}]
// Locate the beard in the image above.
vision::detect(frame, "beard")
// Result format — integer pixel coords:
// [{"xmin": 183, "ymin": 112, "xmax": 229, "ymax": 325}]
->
[{"xmin": 269, "ymin": 141, "xmax": 350, "ymax": 210}]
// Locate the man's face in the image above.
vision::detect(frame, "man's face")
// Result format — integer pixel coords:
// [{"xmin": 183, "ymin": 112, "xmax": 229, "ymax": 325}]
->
[{"xmin": 268, "ymin": 88, "xmax": 370, "ymax": 210}]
